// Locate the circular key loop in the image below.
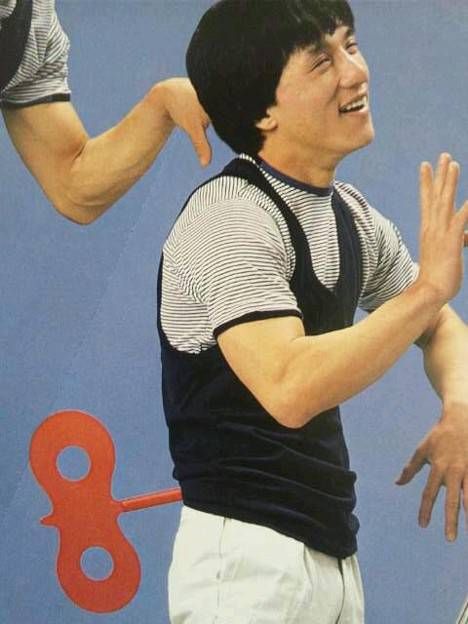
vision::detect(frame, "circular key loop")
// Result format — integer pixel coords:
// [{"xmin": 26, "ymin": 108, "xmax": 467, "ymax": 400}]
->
[{"xmin": 29, "ymin": 410, "xmax": 182, "ymax": 613}]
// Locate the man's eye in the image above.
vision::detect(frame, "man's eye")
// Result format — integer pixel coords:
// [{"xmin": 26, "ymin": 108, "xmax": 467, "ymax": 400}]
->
[
  {"xmin": 313, "ymin": 56, "xmax": 331, "ymax": 70},
  {"xmin": 346, "ymin": 41, "xmax": 359, "ymax": 53}
]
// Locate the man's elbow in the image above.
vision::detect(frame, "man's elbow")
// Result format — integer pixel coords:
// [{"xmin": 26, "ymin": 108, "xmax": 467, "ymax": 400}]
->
[
  {"xmin": 51, "ymin": 190, "xmax": 107, "ymax": 225},
  {"xmin": 52, "ymin": 199, "xmax": 95, "ymax": 225},
  {"xmin": 264, "ymin": 381, "xmax": 323, "ymax": 429}
]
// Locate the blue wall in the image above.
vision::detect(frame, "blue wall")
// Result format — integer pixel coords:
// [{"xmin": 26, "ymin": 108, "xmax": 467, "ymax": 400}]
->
[{"xmin": 0, "ymin": 1, "xmax": 466, "ymax": 622}]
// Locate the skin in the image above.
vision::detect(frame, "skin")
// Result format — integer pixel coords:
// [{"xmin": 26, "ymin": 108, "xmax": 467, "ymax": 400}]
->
[
  {"xmin": 2, "ymin": 77, "xmax": 211, "ymax": 224},
  {"xmin": 217, "ymin": 26, "xmax": 468, "ymax": 541}
]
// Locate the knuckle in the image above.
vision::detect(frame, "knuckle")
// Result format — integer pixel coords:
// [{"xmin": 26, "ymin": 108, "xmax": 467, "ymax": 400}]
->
[
  {"xmin": 431, "ymin": 460, "xmax": 446, "ymax": 474},
  {"xmin": 450, "ymin": 464, "xmax": 466, "ymax": 477}
]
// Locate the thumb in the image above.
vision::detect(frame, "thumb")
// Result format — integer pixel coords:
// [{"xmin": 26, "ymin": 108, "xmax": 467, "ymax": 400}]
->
[
  {"xmin": 187, "ymin": 120, "xmax": 212, "ymax": 167},
  {"xmin": 395, "ymin": 447, "xmax": 427, "ymax": 485}
]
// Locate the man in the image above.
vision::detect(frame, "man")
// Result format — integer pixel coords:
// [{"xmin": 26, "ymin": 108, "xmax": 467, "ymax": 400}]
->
[
  {"xmin": 157, "ymin": 1, "xmax": 468, "ymax": 622},
  {"xmin": 0, "ymin": 0, "xmax": 211, "ymax": 224}
]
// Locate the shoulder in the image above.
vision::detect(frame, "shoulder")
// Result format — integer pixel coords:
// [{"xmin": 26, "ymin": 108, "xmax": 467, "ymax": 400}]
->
[
  {"xmin": 0, "ymin": 2, "xmax": 70, "ymax": 107},
  {"xmin": 334, "ymin": 181, "xmax": 376, "ymax": 224},
  {"xmin": 334, "ymin": 180, "xmax": 399, "ymax": 241},
  {"xmin": 165, "ymin": 173, "xmax": 285, "ymax": 256}
]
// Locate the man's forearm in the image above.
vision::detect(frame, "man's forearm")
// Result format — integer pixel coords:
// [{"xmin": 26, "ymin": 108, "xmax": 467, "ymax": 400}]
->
[
  {"xmin": 220, "ymin": 279, "xmax": 446, "ymax": 427},
  {"xmin": 419, "ymin": 305, "xmax": 468, "ymax": 410},
  {"xmin": 278, "ymin": 280, "xmax": 445, "ymax": 425},
  {"xmin": 65, "ymin": 83, "xmax": 174, "ymax": 223}
]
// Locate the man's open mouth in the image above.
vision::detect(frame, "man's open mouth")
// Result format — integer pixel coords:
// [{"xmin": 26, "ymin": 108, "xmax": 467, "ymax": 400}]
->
[{"xmin": 339, "ymin": 95, "xmax": 368, "ymax": 114}]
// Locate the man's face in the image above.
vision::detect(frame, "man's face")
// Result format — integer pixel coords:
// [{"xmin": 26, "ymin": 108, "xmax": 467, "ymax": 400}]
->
[{"xmin": 262, "ymin": 25, "xmax": 374, "ymax": 168}]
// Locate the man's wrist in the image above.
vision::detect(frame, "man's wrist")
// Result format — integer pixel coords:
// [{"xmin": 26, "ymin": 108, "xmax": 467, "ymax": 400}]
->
[
  {"xmin": 440, "ymin": 393, "xmax": 468, "ymax": 421},
  {"xmin": 409, "ymin": 277, "xmax": 447, "ymax": 311},
  {"xmin": 146, "ymin": 81, "xmax": 176, "ymax": 131}
]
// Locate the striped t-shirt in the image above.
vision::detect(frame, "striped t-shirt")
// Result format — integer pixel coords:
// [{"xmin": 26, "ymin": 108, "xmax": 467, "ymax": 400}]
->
[
  {"xmin": 0, "ymin": 0, "xmax": 70, "ymax": 108},
  {"xmin": 160, "ymin": 155, "xmax": 419, "ymax": 353}
]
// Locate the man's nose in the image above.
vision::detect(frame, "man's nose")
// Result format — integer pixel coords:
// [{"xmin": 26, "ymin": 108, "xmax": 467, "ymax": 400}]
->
[{"xmin": 338, "ymin": 52, "xmax": 368, "ymax": 90}]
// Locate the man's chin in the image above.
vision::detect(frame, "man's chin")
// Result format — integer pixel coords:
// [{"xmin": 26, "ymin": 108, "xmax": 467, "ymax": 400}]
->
[{"xmin": 345, "ymin": 125, "xmax": 375, "ymax": 156}]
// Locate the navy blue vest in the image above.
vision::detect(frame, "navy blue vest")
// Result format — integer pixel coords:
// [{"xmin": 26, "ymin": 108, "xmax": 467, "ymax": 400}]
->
[
  {"xmin": 0, "ymin": 0, "xmax": 33, "ymax": 93},
  {"xmin": 157, "ymin": 158, "xmax": 363, "ymax": 558}
]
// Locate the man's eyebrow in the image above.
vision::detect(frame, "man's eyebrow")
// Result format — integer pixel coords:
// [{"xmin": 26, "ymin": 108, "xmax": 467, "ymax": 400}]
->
[
  {"xmin": 307, "ymin": 26, "xmax": 356, "ymax": 55},
  {"xmin": 343, "ymin": 26, "xmax": 356, "ymax": 40}
]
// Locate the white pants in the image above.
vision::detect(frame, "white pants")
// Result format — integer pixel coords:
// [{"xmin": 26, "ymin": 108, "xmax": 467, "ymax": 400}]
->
[{"xmin": 168, "ymin": 506, "xmax": 365, "ymax": 624}]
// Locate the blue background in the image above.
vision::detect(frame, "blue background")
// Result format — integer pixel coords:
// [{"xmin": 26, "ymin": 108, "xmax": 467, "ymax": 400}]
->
[{"xmin": 0, "ymin": 1, "xmax": 467, "ymax": 622}]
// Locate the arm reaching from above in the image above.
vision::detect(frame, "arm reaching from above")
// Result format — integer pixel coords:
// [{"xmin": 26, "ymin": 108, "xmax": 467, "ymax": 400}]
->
[
  {"xmin": 2, "ymin": 78, "xmax": 211, "ymax": 224},
  {"xmin": 396, "ymin": 304, "xmax": 468, "ymax": 542}
]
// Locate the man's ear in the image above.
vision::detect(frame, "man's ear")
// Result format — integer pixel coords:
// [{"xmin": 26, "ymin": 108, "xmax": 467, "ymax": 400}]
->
[{"xmin": 255, "ymin": 109, "xmax": 278, "ymax": 133}]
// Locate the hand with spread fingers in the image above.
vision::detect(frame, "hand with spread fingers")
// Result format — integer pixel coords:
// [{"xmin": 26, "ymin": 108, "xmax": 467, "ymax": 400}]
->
[
  {"xmin": 396, "ymin": 404, "xmax": 468, "ymax": 541},
  {"xmin": 417, "ymin": 153, "xmax": 468, "ymax": 304}
]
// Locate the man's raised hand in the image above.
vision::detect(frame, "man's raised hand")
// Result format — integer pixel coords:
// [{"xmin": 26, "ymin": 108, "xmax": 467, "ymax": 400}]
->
[{"xmin": 417, "ymin": 153, "xmax": 468, "ymax": 305}]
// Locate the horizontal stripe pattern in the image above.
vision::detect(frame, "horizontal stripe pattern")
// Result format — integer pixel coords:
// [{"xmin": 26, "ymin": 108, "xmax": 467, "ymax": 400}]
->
[
  {"xmin": 0, "ymin": 0, "xmax": 70, "ymax": 107},
  {"xmin": 161, "ymin": 155, "xmax": 418, "ymax": 353}
]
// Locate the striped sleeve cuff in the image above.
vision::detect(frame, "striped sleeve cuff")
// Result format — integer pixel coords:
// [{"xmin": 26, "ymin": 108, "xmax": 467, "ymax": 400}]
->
[
  {"xmin": 214, "ymin": 309, "xmax": 303, "ymax": 339},
  {"xmin": 0, "ymin": 92, "xmax": 70, "ymax": 109}
]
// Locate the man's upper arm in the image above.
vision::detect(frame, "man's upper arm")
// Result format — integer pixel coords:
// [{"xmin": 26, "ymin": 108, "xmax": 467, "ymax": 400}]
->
[
  {"xmin": 169, "ymin": 193, "xmax": 304, "ymax": 417},
  {"xmin": 0, "ymin": 7, "xmax": 85, "ymax": 210},
  {"xmin": 173, "ymin": 196, "xmax": 301, "ymax": 334},
  {"xmin": 2, "ymin": 102, "xmax": 88, "ymax": 208},
  {"xmin": 217, "ymin": 314, "xmax": 306, "ymax": 417}
]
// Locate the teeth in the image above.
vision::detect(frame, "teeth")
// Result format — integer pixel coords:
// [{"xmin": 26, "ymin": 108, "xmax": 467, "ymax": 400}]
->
[{"xmin": 341, "ymin": 95, "xmax": 367, "ymax": 113}]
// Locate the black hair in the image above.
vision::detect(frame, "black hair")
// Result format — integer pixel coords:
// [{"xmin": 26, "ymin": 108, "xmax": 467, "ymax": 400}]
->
[{"xmin": 186, "ymin": 0, "xmax": 354, "ymax": 155}]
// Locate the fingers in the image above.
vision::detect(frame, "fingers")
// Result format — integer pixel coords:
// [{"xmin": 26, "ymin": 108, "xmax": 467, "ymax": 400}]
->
[
  {"xmin": 440, "ymin": 160, "xmax": 460, "ymax": 219},
  {"xmin": 444, "ymin": 472, "xmax": 462, "ymax": 541},
  {"xmin": 419, "ymin": 468, "xmax": 462, "ymax": 541},
  {"xmin": 193, "ymin": 129, "xmax": 212, "ymax": 167},
  {"xmin": 432, "ymin": 152, "xmax": 452, "ymax": 202},
  {"xmin": 419, "ymin": 161, "xmax": 433, "ymax": 222},
  {"xmin": 185, "ymin": 115, "xmax": 212, "ymax": 167},
  {"xmin": 395, "ymin": 446, "xmax": 427, "ymax": 485},
  {"xmin": 420, "ymin": 153, "xmax": 460, "ymax": 224},
  {"xmin": 418, "ymin": 466, "xmax": 443, "ymax": 528}
]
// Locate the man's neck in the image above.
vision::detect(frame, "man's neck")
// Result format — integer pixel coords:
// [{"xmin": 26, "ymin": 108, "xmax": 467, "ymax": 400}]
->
[{"xmin": 257, "ymin": 147, "xmax": 338, "ymax": 188}]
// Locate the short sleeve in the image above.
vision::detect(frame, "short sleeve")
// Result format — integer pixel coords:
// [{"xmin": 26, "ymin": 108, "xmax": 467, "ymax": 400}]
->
[
  {"xmin": 169, "ymin": 198, "xmax": 302, "ymax": 337},
  {"xmin": 0, "ymin": 11, "xmax": 71, "ymax": 108},
  {"xmin": 359, "ymin": 208, "xmax": 419, "ymax": 312}
]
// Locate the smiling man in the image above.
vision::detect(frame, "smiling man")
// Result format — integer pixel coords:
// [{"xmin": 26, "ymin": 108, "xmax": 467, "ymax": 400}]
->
[{"xmin": 157, "ymin": 1, "xmax": 468, "ymax": 622}]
